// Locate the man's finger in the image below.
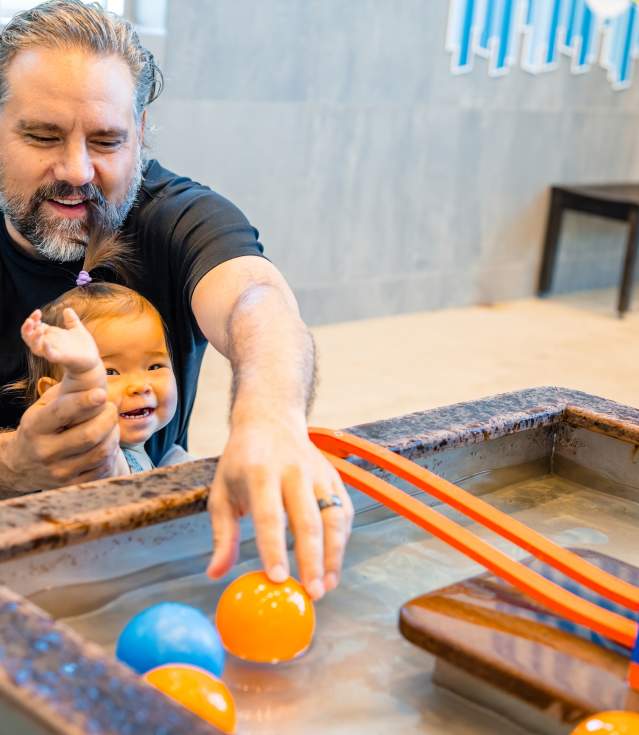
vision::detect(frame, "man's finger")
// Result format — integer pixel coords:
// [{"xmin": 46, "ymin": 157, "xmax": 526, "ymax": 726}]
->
[
  {"xmin": 321, "ymin": 481, "xmax": 353, "ymax": 592},
  {"xmin": 283, "ymin": 468, "xmax": 325, "ymax": 600},
  {"xmin": 53, "ymin": 403, "xmax": 119, "ymax": 458},
  {"xmin": 248, "ymin": 468, "xmax": 289, "ymax": 584},
  {"xmin": 38, "ymin": 422, "xmax": 120, "ymax": 487},
  {"xmin": 33, "ymin": 387, "xmax": 108, "ymax": 434},
  {"xmin": 66, "ymin": 421, "xmax": 120, "ymax": 469},
  {"xmin": 207, "ymin": 478, "xmax": 241, "ymax": 579},
  {"xmin": 25, "ymin": 402, "xmax": 119, "ymax": 472}
]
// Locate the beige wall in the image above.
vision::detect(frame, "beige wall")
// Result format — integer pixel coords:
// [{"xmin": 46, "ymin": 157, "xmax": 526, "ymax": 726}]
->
[{"xmin": 147, "ymin": 0, "xmax": 639, "ymax": 324}]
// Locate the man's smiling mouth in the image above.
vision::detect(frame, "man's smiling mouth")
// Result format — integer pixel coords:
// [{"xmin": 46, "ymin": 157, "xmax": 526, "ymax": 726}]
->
[{"xmin": 51, "ymin": 197, "xmax": 86, "ymax": 207}]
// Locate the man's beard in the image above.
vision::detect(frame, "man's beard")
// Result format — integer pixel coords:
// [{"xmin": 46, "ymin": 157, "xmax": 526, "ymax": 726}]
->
[{"xmin": 0, "ymin": 152, "xmax": 143, "ymax": 262}]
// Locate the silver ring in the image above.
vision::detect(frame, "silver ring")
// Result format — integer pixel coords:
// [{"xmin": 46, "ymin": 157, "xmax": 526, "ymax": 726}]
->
[{"xmin": 317, "ymin": 494, "xmax": 343, "ymax": 512}]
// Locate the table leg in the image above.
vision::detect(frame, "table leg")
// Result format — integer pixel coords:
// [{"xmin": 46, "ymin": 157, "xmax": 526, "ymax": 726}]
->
[
  {"xmin": 619, "ymin": 208, "xmax": 639, "ymax": 317},
  {"xmin": 538, "ymin": 188, "xmax": 564, "ymax": 296}
]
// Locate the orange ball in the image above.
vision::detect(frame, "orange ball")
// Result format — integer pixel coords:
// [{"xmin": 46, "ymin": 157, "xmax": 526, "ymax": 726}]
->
[
  {"xmin": 215, "ymin": 571, "xmax": 315, "ymax": 664},
  {"xmin": 571, "ymin": 711, "xmax": 639, "ymax": 734},
  {"xmin": 143, "ymin": 663, "xmax": 236, "ymax": 734}
]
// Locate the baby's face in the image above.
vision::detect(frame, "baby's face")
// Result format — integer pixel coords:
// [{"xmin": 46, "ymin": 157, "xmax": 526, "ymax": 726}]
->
[{"xmin": 90, "ymin": 309, "xmax": 177, "ymax": 447}]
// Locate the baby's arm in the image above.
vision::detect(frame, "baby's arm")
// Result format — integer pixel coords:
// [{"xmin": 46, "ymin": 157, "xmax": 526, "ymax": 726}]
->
[
  {"xmin": 20, "ymin": 308, "xmax": 133, "ymax": 480},
  {"xmin": 21, "ymin": 308, "xmax": 132, "ymax": 478},
  {"xmin": 21, "ymin": 308, "xmax": 106, "ymax": 396}
]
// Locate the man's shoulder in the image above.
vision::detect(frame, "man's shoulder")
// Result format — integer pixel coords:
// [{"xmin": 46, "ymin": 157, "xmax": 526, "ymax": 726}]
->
[
  {"xmin": 132, "ymin": 159, "xmax": 252, "ymax": 232},
  {"xmin": 139, "ymin": 159, "xmax": 203, "ymax": 199}
]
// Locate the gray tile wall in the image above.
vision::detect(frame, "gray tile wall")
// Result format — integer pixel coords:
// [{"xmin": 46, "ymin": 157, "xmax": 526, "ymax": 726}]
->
[{"xmin": 148, "ymin": 0, "xmax": 639, "ymax": 324}]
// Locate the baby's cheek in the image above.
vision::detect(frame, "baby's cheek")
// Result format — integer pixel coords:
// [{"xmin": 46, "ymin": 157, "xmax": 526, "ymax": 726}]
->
[{"xmin": 162, "ymin": 375, "xmax": 178, "ymax": 414}]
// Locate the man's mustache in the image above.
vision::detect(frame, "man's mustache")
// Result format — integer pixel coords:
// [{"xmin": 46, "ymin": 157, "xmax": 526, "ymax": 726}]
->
[{"xmin": 31, "ymin": 182, "xmax": 107, "ymax": 209}]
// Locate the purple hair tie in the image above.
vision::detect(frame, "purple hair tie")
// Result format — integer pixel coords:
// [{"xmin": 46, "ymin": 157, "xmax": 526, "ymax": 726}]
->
[{"xmin": 76, "ymin": 270, "xmax": 92, "ymax": 287}]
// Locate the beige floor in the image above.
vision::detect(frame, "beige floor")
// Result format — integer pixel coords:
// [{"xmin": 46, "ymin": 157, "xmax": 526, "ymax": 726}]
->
[{"xmin": 188, "ymin": 288, "xmax": 639, "ymax": 458}]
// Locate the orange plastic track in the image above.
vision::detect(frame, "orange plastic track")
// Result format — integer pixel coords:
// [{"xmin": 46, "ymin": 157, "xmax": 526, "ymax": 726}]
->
[{"xmin": 309, "ymin": 427, "xmax": 639, "ymax": 650}]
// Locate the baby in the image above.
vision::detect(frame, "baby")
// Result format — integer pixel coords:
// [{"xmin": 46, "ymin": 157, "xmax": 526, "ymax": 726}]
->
[{"xmin": 13, "ymin": 210, "xmax": 182, "ymax": 476}]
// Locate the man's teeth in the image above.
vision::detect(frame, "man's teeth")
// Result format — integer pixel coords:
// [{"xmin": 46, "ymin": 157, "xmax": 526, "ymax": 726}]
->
[{"xmin": 52, "ymin": 198, "xmax": 85, "ymax": 206}]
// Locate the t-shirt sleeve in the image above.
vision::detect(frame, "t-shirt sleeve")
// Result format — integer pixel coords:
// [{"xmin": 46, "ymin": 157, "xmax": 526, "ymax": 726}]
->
[
  {"xmin": 169, "ymin": 186, "xmax": 265, "ymax": 302},
  {"xmin": 135, "ymin": 171, "xmax": 266, "ymax": 335}
]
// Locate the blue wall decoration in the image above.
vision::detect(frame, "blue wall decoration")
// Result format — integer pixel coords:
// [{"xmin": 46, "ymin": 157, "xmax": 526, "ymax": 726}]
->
[{"xmin": 446, "ymin": 0, "xmax": 639, "ymax": 89}]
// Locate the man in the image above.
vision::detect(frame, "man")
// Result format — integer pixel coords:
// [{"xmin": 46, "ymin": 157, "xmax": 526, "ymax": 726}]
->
[{"xmin": 0, "ymin": 0, "xmax": 353, "ymax": 600}]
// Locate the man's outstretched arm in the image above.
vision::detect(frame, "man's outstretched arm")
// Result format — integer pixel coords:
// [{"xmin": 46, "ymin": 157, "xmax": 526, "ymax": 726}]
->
[{"xmin": 192, "ymin": 255, "xmax": 354, "ymax": 600}]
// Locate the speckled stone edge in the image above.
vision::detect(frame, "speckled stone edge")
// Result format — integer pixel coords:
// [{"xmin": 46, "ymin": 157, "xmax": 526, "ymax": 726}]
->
[
  {"xmin": 0, "ymin": 387, "xmax": 637, "ymax": 735},
  {"xmin": 0, "ymin": 586, "xmax": 221, "ymax": 735},
  {"xmin": 1, "ymin": 387, "xmax": 639, "ymax": 566},
  {"xmin": 349, "ymin": 386, "xmax": 639, "ymax": 453}
]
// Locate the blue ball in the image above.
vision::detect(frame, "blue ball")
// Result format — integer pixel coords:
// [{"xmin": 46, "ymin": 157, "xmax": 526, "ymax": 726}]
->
[{"xmin": 115, "ymin": 602, "xmax": 225, "ymax": 676}]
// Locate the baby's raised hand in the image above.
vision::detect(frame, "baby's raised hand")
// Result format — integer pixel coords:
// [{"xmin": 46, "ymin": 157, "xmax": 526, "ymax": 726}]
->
[{"xmin": 21, "ymin": 308, "xmax": 101, "ymax": 375}]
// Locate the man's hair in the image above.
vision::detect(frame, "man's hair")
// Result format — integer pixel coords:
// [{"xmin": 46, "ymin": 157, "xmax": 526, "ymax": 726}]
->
[{"xmin": 0, "ymin": 0, "xmax": 163, "ymax": 120}]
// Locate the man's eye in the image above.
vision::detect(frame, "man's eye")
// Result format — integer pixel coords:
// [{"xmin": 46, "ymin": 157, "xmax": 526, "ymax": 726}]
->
[
  {"xmin": 105, "ymin": 368, "xmax": 119, "ymax": 376},
  {"xmin": 93, "ymin": 140, "xmax": 122, "ymax": 149},
  {"xmin": 27, "ymin": 134, "xmax": 58, "ymax": 144}
]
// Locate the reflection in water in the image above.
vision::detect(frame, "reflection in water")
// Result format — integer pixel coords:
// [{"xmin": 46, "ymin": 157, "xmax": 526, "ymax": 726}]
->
[
  {"xmin": 44, "ymin": 472, "xmax": 639, "ymax": 735},
  {"xmin": 520, "ymin": 555, "xmax": 639, "ymax": 657}
]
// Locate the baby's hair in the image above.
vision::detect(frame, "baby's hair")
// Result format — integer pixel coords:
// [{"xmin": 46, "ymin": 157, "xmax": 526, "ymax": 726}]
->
[
  {"xmin": 7, "ymin": 205, "xmax": 162, "ymax": 404},
  {"xmin": 18, "ymin": 282, "xmax": 157, "ymax": 404},
  {"xmin": 81, "ymin": 199, "xmax": 138, "ymax": 281}
]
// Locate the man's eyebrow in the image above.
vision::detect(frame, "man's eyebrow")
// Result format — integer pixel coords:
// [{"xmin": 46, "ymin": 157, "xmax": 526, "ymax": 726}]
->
[
  {"xmin": 15, "ymin": 120, "xmax": 129, "ymax": 139},
  {"xmin": 16, "ymin": 120, "xmax": 64, "ymax": 134},
  {"xmin": 91, "ymin": 127, "xmax": 129, "ymax": 140}
]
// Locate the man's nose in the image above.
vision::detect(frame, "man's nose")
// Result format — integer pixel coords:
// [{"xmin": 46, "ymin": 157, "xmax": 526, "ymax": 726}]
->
[{"xmin": 53, "ymin": 141, "xmax": 95, "ymax": 187}]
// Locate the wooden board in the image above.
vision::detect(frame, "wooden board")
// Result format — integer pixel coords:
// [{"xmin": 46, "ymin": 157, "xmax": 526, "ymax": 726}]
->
[{"xmin": 399, "ymin": 549, "xmax": 639, "ymax": 733}]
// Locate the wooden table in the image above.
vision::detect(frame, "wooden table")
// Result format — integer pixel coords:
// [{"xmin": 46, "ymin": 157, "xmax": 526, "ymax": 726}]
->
[
  {"xmin": 400, "ymin": 549, "xmax": 639, "ymax": 733},
  {"xmin": 537, "ymin": 184, "xmax": 639, "ymax": 316}
]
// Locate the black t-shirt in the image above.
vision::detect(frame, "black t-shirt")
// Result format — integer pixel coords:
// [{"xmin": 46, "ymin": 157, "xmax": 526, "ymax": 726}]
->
[{"xmin": 0, "ymin": 159, "xmax": 264, "ymax": 463}]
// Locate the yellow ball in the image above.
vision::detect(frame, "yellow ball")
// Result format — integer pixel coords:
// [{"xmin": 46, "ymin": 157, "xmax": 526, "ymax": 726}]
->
[
  {"xmin": 216, "ymin": 571, "xmax": 315, "ymax": 664},
  {"xmin": 571, "ymin": 711, "xmax": 639, "ymax": 734},
  {"xmin": 143, "ymin": 663, "xmax": 236, "ymax": 733}
]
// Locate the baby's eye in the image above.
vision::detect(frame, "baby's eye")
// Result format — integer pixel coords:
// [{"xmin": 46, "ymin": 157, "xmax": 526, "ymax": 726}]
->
[
  {"xmin": 105, "ymin": 367, "xmax": 119, "ymax": 376},
  {"xmin": 148, "ymin": 363, "xmax": 167, "ymax": 371}
]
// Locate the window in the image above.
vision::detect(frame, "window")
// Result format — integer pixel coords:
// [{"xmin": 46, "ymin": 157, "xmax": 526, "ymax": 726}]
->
[
  {"xmin": 0, "ymin": 1, "xmax": 166, "ymax": 32},
  {"xmin": 0, "ymin": 1, "xmax": 167, "ymax": 65}
]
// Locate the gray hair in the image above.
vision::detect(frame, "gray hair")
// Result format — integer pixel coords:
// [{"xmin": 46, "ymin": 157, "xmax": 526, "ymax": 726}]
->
[{"xmin": 0, "ymin": 0, "xmax": 163, "ymax": 120}]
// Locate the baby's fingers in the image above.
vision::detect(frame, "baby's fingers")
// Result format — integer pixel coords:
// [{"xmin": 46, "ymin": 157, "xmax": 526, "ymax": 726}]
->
[
  {"xmin": 21, "ymin": 310, "xmax": 42, "ymax": 340},
  {"xmin": 62, "ymin": 307, "xmax": 81, "ymax": 330},
  {"xmin": 22, "ymin": 320, "xmax": 48, "ymax": 355}
]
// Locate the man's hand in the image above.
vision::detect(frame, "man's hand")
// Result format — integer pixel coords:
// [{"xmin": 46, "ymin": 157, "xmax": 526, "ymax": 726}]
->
[
  {"xmin": 0, "ymin": 305, "xmax": 120, "ymax": 493},
  {"xmin": 0, "ymin": 381, "xmax": 120, "ymax": 492},
  {"xmin": 193, "ymin": 256, "xmax": 354, "ymax": 600},
  {"xmin": 206, "ymin": 416, "xmax": 353, "ymax": 600}
]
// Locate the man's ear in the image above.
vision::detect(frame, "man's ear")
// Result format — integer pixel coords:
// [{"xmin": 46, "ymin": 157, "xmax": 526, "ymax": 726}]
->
[{"xmin": 37, "ymin": 376, "xmax": 58, "ymax": 397}]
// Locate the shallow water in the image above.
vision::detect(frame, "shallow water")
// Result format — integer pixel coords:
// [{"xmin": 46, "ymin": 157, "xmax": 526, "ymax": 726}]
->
[{"xmin": 49, "ymin": 472, "xmax": 639, "ymax": 735}]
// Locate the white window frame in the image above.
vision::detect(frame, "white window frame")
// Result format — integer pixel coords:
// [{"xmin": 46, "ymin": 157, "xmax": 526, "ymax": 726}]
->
[
  {"xmin": 0, "ymin": 1, "xmax": 166, "ymax": 34},
  {"xmin": 0, "ymin": 0, "xmax": 167, "ymax": 64}
]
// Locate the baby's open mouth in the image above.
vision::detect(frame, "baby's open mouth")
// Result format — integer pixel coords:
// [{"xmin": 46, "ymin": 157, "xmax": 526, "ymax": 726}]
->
[{"xmin": 120, "ymin": 408, "xmax": 155, "ymax": 420}]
